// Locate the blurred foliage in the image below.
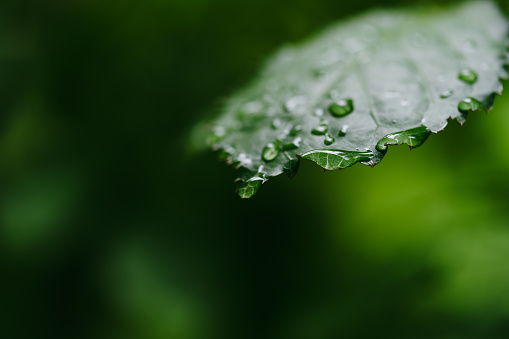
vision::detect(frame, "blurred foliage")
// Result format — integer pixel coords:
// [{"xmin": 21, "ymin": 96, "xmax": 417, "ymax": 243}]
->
[{"xmin": 1, "ymin": 0, "xmax": 509, "ymax": 338}]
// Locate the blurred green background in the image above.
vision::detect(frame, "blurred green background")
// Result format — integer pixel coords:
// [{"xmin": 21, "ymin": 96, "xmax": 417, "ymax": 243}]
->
[{"xmin": 2, "ymin": 0, "xmax": 509, "ymax": 338}]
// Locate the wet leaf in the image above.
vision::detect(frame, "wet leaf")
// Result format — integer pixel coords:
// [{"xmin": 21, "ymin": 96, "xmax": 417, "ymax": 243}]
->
[{"xmin": 208, "ymin": 2, "xmax": 508, "ymax": 198}]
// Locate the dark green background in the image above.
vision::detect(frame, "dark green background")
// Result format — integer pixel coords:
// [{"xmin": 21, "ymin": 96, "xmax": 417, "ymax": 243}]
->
[{"xmin": 2, "ymin": 0, "xmax": 509, "ymax": 338}]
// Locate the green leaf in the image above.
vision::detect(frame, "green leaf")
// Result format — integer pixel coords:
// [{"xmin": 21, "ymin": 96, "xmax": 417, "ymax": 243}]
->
[{"xmin": 209, "ymin": 1, "xmax": 509, "ymax": 198}]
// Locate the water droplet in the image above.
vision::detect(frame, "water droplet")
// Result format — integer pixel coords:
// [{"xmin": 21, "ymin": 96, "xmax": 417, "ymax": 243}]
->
[
  {"xmin": 311, "ymin": 125, "xmax": 328, "ymax": 136},
  {"xmin": 376, "ymin": 126, "xmax": 431, "ymax": 151},
  {"xmin": 312, "ymin": 108, "xmax": 324, "ymax": 117},
  {"xmin": 271, "ymin": 118, "xmax": 282, "ymax": 129},
  {"xmin": 324, "ymin": 133, "xmax": 335, "ymax": 146},
  {"xmin": 283, "ymin": 137, "xmax": 302, "ymax": 150},
  {"xmin": 300, "ymin": 149, "xmax": 374, "ymax": 170},
  {"xmin": 329, "ymin": 99, "xmax": 354, "ymax": 117},
  {"xmin": 440, "ymin": 89, "xmax": 454, "ymax": 99},
  {"xmin": 338, "ymin": 125, "xmax": 349, "ymax": 137},
  {"xmin": 392, "ymin": 120, "xmax": 397, "ymax": 124},
  {"xmin": 262, "ymin": 141, "xmax": 280, "ymax": 162},
  {"xmin": 458, "ymin": 68, "xmax": 477, "ymax": 84},
  {"xmin": 458, "ymin": 97, "xmax": 482, "ymax": 113},
  {"xmin": 290, "ymin": 125, "xmax": 302, "ymax": 136},
  {"xmin": 284, "ymin": 96, "xmax": 307, "ymax": 113}
]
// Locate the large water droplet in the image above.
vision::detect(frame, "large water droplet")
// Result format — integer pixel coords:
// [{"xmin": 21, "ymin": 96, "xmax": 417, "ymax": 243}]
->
[
  {"xmin": 324, "ymin": 133, "xmax": 335, "ymax": 146},
  {"xmin": 375, "ymin": 126, "xmax": 431, "ymax": 151},
  {"xmin": 458, "ymin": 97, "xmax": 482, "ymax": 112},
  {"xmin": 311, "ymin": 125, "xmax": 328, "ymax": 135},
  {"xmin": 458, "ymin": 68, "xmax": 477, "ymax": 84},
  {"xmin": 262, "ymin": 141, "xmax": 280, "ymax": 162},
  {"xmin": 300, "ymin": 149, "xmax": 374, "ymax": 170},
  {"xmin": 440, "ymin": 89, "xmax": 454, "ymax": 99},
  {"xmin": 283, "ymin": 137, "xmax": 302, "ymax": 150},
  {"xmin": 329, "ymin": 99, "xmax": 354, "ymax": 117}
]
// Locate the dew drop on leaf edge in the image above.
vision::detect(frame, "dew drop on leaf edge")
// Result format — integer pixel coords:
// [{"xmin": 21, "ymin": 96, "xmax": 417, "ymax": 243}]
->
[{"xmin": 458, "ymin": 97, "xmax": 482, "ymax": 112}]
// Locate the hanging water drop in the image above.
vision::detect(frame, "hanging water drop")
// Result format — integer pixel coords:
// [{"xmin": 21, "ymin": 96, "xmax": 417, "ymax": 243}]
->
[
  {"xmin": 458, "ymin": 68, "xmax": 477, "ymax": 84},
  {"xmin": 458, "ymin": 97, "xmax": 482, "ymax": 112}
]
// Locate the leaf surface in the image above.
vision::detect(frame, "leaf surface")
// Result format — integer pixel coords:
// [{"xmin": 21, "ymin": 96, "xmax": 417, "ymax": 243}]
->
[{"xmin": 209, "ymin": 2, "xmax": 509, "ymax": 198}]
